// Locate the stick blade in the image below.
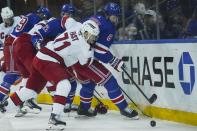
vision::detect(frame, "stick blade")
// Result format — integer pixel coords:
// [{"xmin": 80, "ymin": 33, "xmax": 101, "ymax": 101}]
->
[{"xmin": 149, "ymin": 94, "xmax": 157, "ymax": 104}]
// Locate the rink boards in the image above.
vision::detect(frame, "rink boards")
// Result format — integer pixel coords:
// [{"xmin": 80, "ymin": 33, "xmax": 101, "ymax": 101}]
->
[
  {"xmin": 37, "ymin": 39, "xmax": 197, "ymax": 126},
  {"xmin": 3, "ymin": 39, "xmax": 197, "ymax": 126},
  {"xmin": 110, "ymin": 39, "xmax": 197, "ymax": 126}
]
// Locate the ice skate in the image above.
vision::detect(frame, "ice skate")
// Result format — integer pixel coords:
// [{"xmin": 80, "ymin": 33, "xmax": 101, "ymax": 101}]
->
[
  {"xmin": 0, "ymin": 96, "xmax": 8, "ymax": 113},
  {"xmin": 120, "ymin": 106, "xmax": 139, "ymax": 120},
  {"xmin": 22, "ymin": 98, "xmax": 42, "ymax": 114},
  {"xmin": 77, "ymin": 105, "xmax": 97, "ymax": 117},
  {"xmin": 64, "ymin": 103, "xmax": 78, "ymax": 113},
  {"xmin": 0, "ymin": 101, "xmax": 7, "ymax": 113},
  {"xmin": 46, "ymin": 113, "xmax": 66, "ymax": 130},
  {"xmin": 15, "ymin": 104, "xmax": 27, "ymax": 117}
]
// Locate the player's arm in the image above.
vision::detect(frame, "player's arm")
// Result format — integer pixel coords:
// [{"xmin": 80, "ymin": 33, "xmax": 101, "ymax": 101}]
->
[
  {"xmin": 94, "ymin": 33, "xmax": 124, "ymax": 72},
  {"xmin": 61, "ymin": 16, "xmax": 78, "ymax": 30},
  {"xmin": 31, "ymin": 19, "xmax": 56, "ymax": 49}
]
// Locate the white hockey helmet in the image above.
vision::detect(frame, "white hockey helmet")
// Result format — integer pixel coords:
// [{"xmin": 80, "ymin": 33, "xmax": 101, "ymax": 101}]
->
[
  {"xmin": 81, "ymin": 20, "xmax": 100, "ymax": 45},
  {"xmin": 1, "ymin": 7, "xmax": 14, "ymax": 20}
]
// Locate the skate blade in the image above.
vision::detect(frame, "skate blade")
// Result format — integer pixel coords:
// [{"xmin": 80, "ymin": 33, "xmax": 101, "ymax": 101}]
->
[
  {"xmin": 74, "ymin": 115, "xmax": 95, "ymax": 119},
  {"xmin": 22, "ymin": 106, "xmax": 41, "ymax": 114},
  {"xmin": 124, "ymin": 115, "xmax": 140, "ymax": 120},
  {"xmin": 46, "ymin": 124, "xmax": 65, "ymax": 131},
  {"xmin": 15, "ymin": 112, "xmax": 27, "ymax": 117},
  {"xmin": 131, "ymin": 115, "xmax": 140, "ymax": 120}
]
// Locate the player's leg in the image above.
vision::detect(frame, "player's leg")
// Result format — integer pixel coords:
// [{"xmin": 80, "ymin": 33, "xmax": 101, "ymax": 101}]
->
[
  {"xmin": 0, "ymin": 36, "xmax": 21, "ymax": 103},
  {"xmin": 0, "ymin": 53, "xmax": 50, "ymax": 113},
  {"xmin": 64, "ymin": 79, "xmax": 78, "ymax": 113},
  {"xmin": 13, "ymin": 35, "xmax": 42, "ymax": 117},
  {"xmin": 72, "ymin": 62, "xmax": 104, "ymax": 117},
  {"xmin": 0, "ymin": 72, "xmax": 21, "ymax": 101},
  {"xmin": 47, "ymin": 78, "xmax": 78, "ymax": 113},
  {"xmin": 48, "ymin": 79, "xmax": 70, "ymax": 130},
  {"xmin": 103, "ymin": 76, "xmax": 138, "ymax": 119},
  {"xmin": 73, "ymin": 60, "xmax": 138, "ymax": 119},
  {"xmin": 33, "ymin": 57, "xmax": 72, "ymax": 129},
  {"xmin": 77, "ymin": 80, "xmax": 97, "ymax": 117},
  {"xmin": 0, "ymin": 65, "xmax": 47, "ymax": 113},
  {"xmin": 3, "ymin": 35, "xmax": 15, "ymax": 72}
]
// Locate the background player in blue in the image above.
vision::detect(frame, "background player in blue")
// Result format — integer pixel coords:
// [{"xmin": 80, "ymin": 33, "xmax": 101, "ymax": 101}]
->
[
  {"xmin": 31, "ymin": 4, "xmax": 76, "ymax": 45},
  {"xmin": 77, "ymin": 2, "xmax": 139, "ymax": 119},
  {"xmin": 0, "ymin": 7, "xmax": 51, "ymax": 111},
  {"xmin": 31, "ymin": 4, "xmax": 79, "ymax": 113}
]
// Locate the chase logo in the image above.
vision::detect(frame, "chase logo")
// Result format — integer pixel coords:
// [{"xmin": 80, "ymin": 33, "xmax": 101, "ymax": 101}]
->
[{"xmin": 178, "ymin": 52, "xmax": 195, "ymax": 95}]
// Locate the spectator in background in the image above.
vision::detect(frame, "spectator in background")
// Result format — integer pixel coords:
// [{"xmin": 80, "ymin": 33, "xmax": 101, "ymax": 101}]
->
[
  {"xmin": 125, "ymin": 24, "xmax": 138, "ymax": 40},
  {"xmin": 116, "ymin": 2, "xmax": 146, "ymax": 40},
  {"xmin": 136, "ymin": 9, "xmax": 165, "ymax": 40},
  {"xmin": 139, "ymin": 9, "xmax": 157, "ymax": 39}
]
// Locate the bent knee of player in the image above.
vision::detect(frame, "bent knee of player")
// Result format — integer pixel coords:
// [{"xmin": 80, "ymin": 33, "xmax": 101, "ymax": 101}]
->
[
  {"xmin": 55, "ymin": 79, "xmax": 71, "ymax": 97},
  {"xmin": 15, "ymin": 87, "xmax": 38, "ymax": 102},
  {"xmin": 104, "ymin": 76, "xmax": 119, "ymax": 92}
]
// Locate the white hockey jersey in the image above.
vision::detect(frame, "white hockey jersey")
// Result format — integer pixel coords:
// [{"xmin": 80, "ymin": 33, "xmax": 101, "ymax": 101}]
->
[
  {"xmin": 0, "ymin": 16, "xmax": 21, "ymax": 45},
  {"xmin": 36, "ymin": 22, "xmax": 93, "ymax": 67}
]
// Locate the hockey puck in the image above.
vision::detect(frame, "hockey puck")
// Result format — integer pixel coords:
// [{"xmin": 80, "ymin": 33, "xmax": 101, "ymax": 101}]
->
[{"xmin": 150, "ymin": 120, "xmax": 156, "ymax": 127}]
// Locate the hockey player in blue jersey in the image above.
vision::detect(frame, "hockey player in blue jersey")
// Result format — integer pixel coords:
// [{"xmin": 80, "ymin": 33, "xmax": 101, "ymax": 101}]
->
[
  {"xmin": 0, "ymin": 7, "xmax": 51, "ymax": 112},
  {"xmin": 31, "ymin": 4, "xmax": 79, "ymax": 112},
  {"xmin": 74, "ymin": 2, "xmax": 139, "ymax": 119},
  {"xmin": 31, "ymin": 4, "xmax": 76, "ymax": 45}
]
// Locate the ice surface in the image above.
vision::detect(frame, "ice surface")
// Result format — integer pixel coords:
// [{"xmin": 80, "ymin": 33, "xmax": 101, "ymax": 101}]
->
[{"xmin": 0, "ymin": 105, "xmax": 196, "ymax": 131}]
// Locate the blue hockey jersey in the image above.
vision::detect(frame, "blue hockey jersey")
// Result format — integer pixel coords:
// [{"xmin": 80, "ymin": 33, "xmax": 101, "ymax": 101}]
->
[
  {"xmin": 37, "ymin": 18, "xmax": 64, "ymax": 40},
  {"xmin": 11, "ymin": 13, "xmax": 41, "ymax": 38},
  {"xmin": 89, "ymin": 15, "xmax": 116, "ymax": 64}
]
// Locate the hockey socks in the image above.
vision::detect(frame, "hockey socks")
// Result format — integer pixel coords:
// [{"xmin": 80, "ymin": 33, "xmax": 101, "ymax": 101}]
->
[
  {"xmin": 104, "ymin": 76, "xmax": 128, "ymax": 110},
  {"xmin": 79, "ymin": 82, "xmax": 95, "ymax": 110},
  {"xmin": 0, "ymin": 73, "xmax": 20, "ymax": 101}
]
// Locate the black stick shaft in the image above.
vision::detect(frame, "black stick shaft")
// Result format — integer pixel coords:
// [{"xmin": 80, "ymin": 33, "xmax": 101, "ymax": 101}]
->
[
  {"xmin": 94, "ymin": 90, "xmax": 103, "ymax": 98},
  {"xmin": 93, "ymin": 94, "xmax": 103, "ymax": 104},
  {"xmin": 119, "ymin": 86, "xmax": 150, "ymax": 117},
  {"xmin": 122, "ymin": 67, "xmax": 151, "ymax": 103}
]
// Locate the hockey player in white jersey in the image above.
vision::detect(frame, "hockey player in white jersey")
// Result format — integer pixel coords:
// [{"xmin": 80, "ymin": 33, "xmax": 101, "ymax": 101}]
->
[
  {"xmin": 13, "ymin": 18, "xmax": 55, "ymax": 117},
  {"xmin": 0, "ymin": 20, "xmax": 100, "ymax": 130},
  {"xmin": 0, "ymin": 7, "xmax": 20, "ymax": 71},
  {"xmin": 0, "ymin": 7, "xmax": 21, "ymax": 45}
]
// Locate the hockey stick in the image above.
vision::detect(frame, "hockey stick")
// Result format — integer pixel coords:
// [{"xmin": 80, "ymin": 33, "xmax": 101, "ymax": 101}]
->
[
  {"xmin": 94, "ymin": 89, "xmax": 103, "ymax": 98},
  {"xmin": 94, "ymin": 93, "xmax": 103, "ymax": 104},
  {"xmin": 121, "ymin": 67, "xmax": 157, "ymax": 104},
  {"xmin": 118, "ymin": 86, "xmax": 151, "ymax": 117},
  {"xmin": 94, "ymin": 91, "xmax": 107, "ymax": 108}
]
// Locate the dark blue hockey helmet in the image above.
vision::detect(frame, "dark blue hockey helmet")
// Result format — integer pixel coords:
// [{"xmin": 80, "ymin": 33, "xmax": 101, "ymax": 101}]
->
[
  {"xmin": 61, "ymin": 4, "xmax": 75, "ymax": 15},
  {"xmin": 104, "ymin": 2, "xmax": 121, "ymax": 17},
  {"xmin": 36, "ymin": 7, "xmax": 51, "ymax": 19}
]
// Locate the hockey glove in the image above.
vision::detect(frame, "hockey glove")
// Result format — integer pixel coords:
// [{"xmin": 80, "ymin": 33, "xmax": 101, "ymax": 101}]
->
[
  {"xmin": 95, "ymin": 103, "xmax": 108, "ymax": 114},
  {"xmin": 31, "ymin": 35, "xmax": 42, "ymax": 50},
  {"xmin": 109, "ymin": 57, "xmax": 126, "ymax": 72}
]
